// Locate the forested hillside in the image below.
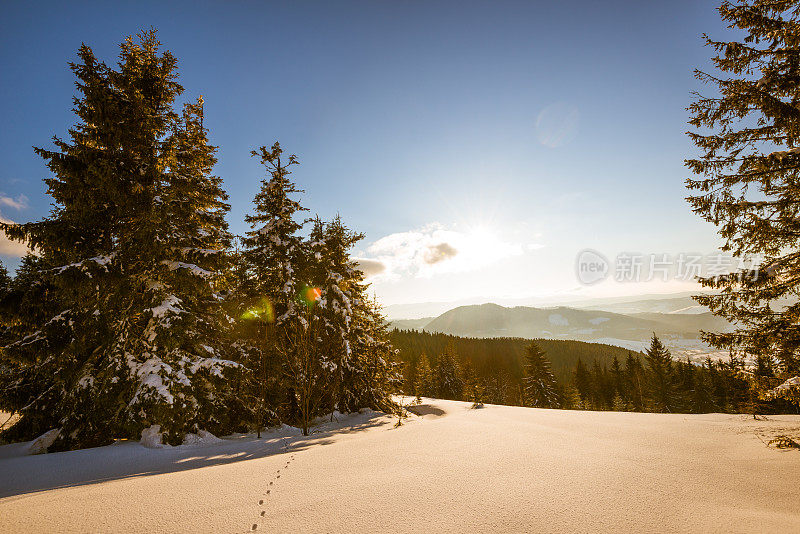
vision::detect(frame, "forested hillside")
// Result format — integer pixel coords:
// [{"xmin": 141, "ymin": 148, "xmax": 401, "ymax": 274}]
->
[
  {"xmin": 392, "ymin": 329, "xmax": 799, "ymax": 415},
  {"xmin": 391, "ymin": 329, "xmax": 634, "ymax": 384}
]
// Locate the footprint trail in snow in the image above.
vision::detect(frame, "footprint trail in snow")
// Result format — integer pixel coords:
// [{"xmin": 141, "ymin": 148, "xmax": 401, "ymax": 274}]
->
[{"xmin": 249, "ymin": 453, "xmax": 297, "ymax": 531}]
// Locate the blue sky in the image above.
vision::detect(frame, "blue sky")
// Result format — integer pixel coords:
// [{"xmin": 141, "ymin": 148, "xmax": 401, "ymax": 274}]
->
[{"xmin": 0, "ymin": 1, "xmax": 730, "ymax": 305}]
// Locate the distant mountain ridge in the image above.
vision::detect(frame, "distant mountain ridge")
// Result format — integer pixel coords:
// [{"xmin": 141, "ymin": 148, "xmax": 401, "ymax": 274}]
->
[
  {"xmin": 388, "ymin": 317, "xmax": 436, "ymax": 331},
  {"xmin": 422, "ymin": 303, "xmax": 731, "ymax": 340},
  {"xmin": 576, "ymin": 296, "xmax": 707, "ymax": 315},
  {"xmin": 382, "ymin": 292, "xmax": 709, "ymax": 320},
  {"xmin": 388, "ymin": 302, "xmax": 733, "ymax": 362}
]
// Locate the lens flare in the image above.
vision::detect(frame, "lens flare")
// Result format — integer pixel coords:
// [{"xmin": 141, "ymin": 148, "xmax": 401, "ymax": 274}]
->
[
  {"xmin": 299, "ymin": 286, "xmax": 322, "ymax": 308},
  {"xmin": 241, "ymin": 297, "xmax": 274, "ymax": 323}
]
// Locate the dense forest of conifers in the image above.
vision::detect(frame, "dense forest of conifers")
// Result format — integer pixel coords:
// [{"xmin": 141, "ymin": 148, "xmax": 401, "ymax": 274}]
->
[
  {"xmin": 390, "ymin": 330, "xmax": 629, "ymax": 384},
  {"xmin": 393, "ymin": 330, "xmax": 799, "ymax": 414},
  {"xmin": 0, "ymin": 32, "xmax": 397, "ymax": 450}
]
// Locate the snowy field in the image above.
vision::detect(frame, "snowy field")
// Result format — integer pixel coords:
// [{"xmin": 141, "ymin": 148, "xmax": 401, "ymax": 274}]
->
[{"xmin": 1, "ymin": 399, "xmax": 799, "ymax": 533}]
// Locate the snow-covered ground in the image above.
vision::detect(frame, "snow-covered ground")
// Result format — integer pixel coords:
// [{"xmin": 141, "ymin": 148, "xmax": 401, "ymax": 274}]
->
[
  {"xmin": 590, "ymin": 336, "xmax": 733, "ymax": 363},
  {"xmin": 1, "ymin": 399, "xmax": 799, "ymax": 533}
]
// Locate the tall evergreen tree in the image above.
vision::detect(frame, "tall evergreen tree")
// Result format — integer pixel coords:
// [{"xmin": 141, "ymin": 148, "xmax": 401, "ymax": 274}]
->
[
  {"xmin": 403, "ymin": 359, "xmax": 419, "ymax": 397},
  {"xmin": 434, "ymin": 343, "xmax": 463, "ymax": 400},
  {"xmin": 674, "ymin": 359, "xmax": 696, "ymax": 413},
  {"xmin": 690, "ymin": 361, "xmax": 717, "ymax": 414},
  {"xmin": 610, "ymin": 356, "xmax": 625, "ymax": 401},
  {"xmin": 241, "ymin": 142, "xmax": 306, "ymax": 325},
  {"xmin": 0, "ymin": 32, "xmax": 236, "ymax": 449},
  {"xmin": 591, "ymin": 361, "xmax": 613, "ymax": 410},
  {"xmin": 644, "ymin": 334, "xmax": 676, "ymax": 413},
  {"xmin": 415, "ymin": 352, "xmax": 433, "ymax": 398},
  {"xmin": 461, "ymin": 359, "xmax": 484, "ymax": 404},
  {"xmin": 482, "ymin": 369, "xmax": 511, "ymax": 405},
  {"xmin": 624, "ymin": 353, "xmax": 646, "ymax": 411},
  {"xmin": 561, "ymin": 384, "xmax": 584, "ymax": 410},
  {"xmin": 574, "ymin": 358, "xmax": 592, "ymax": 408},
  {"xmin": 306, "ymin": 215, "xmax": 368, "ymax": 413},
  {"xmin": 719, "ymin": 354, "xmax": 750, "ymax": 412},
  {"xmin": 340, "ymin": 296, "xmax": 398, "ymax": 413},
  {"xmin": 523, "ymin": 342, "xmax": 560, "ymax": 408},
  {"xmin": 239, "ymin": 142, "xmax": 307, "ymax": 424},
  {"xmin": 686, "ymin": 0, "xmax": 800, "ymax": 403},
  {"xmin": 238, "ymin": 144, "xmax": 396, "ymax": 424}
]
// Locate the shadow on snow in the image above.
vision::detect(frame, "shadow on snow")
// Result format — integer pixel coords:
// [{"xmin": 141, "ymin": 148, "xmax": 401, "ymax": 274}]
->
[{"xmin": 0, "ymin": 412, "xmax": 389, "ymax": 499}]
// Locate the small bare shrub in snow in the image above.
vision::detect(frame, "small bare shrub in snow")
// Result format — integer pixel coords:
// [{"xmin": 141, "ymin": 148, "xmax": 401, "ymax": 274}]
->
[{"xmin": 768, "ymin": 436, "xmax": 800, "ymax": 450}]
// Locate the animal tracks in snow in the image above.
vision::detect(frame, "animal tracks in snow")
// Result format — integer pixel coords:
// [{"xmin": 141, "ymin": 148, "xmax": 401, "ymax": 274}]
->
[{"xmin": 248, "ymin": 453, "xmax": 297, "ymax": 531}]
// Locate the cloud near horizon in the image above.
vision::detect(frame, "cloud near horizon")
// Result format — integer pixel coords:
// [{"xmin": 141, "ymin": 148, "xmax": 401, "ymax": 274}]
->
[
  {"xmin": 0, "ymin": 195, "xmax": 32, "ymax": 258},
  {"xmin": 354, "ymin": 258, "xmax": 387, "ymax": 277},
  {"xmin": 358, "ymin": 223, "xmax": 534, "ymax": 280},
  {"xmin": 0, "ymin": 216, "xmax": 32, "ymax": 257}
]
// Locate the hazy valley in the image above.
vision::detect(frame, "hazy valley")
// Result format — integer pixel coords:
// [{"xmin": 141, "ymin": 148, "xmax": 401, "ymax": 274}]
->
[{"xmin": 389, "ymin": 295, "xmax": 732, "ymax": 363}]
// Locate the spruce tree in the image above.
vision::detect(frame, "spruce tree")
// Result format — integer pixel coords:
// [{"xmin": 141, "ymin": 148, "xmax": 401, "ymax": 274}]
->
[
  {"xmin": 674, "ymin": 359, "xmax": 696, "ymax": 412},
  {"xmin": 644, "ymin": 334, "xmax": 676, "ymax": 413},
  {"xmin": 306, "ymin": 215, "xmax": 368, "ymax": 413},
  {"xmin": 624, "ymin": 353, "xmax": 646, "ymax": 411},
  {"xmin": 415, "ymin": 353, "xmax": 433, "ymax": 398},
  {"xmin": 686, "ymin": 0, "xmax": 800, "ymax": 402},
  {"xmin": 591, "ymin": 361, "xmax": 612, "ymax": 410},
  {"xmin": 241, "ymin": 142, "xmax": 306, "ymax": 325},
  {"xmin": 523, "ymin": 342, "xmax": 560, "ymax": 408},
  {"xmin": 0, "ymin": 32, "xmax": 236, "ymax": 449},
  {"xmin": 461, "ymin": 359, "xmax": 484, "ymax": 405},
  {"xmin": 610, "ymin": 356, "xmax": 626, "ymax": 402},
  {"xmin": 341, "ymin": 296, "xmax": 398, "ymax": 413},
  {"xmin": 612, "ymin": 393, "xmax": 626, "ymax": 411},
  {"xmin": 719, "ymin": 355, "xmax": 750, "ymax": 411},
  {"xmin": 239, "ymin": 142, "xmax": 307, "ymax": 424},
  {"xmin": 574, "ymin": 358, "xmax": 592, "ymax": 408},
  {"xmin": 691, "ymin": 362, "xmax": 717, "ymax": 413},
  {"xmin": 404, "ymin": 359, "xmax": 419, "ymax": 397},
  {"xmin": 238, "ymin": 145, "xmax": 397, "ymax": 423},
  {"xmin": 482, "ymin": 373, "xmax": 500, "ymax": 404},
  {"xmin": 561, "ymin": 384, "xmax": 584, "ymax": 410},
  {"xmin": 434, "ymin": 343, "xmax": 463, "ymax": 400}
]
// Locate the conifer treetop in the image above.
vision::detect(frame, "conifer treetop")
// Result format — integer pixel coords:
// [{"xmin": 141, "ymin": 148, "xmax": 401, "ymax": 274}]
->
[{"xmin": 686, "ymin": 1, "xmax": 800, "ymax": 376}]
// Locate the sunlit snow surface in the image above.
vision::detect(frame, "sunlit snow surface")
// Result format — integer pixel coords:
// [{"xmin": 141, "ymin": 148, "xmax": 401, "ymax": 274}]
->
[{"xmin": 1, "ymin": 399, "xmax": 799, "ymax": 533}]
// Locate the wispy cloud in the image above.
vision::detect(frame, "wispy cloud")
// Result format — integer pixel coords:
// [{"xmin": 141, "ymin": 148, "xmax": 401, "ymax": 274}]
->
[{"xmin": 0, "ymin": 194, "xmax": 28, "ymax": 211}]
